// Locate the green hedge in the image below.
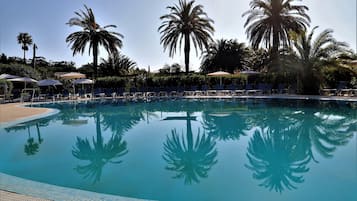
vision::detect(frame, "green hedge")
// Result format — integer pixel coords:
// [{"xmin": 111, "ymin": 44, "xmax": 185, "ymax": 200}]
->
[
  {"xmin": 96, "ymin": 75, "xmax": 248, "ymax": 90},
  {"xmin": 0, "ymin": 63, "xmax": 41, "ymax": 80}
]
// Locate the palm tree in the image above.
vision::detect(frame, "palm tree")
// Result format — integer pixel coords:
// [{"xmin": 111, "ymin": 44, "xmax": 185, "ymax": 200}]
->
[
  {"xmin": 163, "ymin": 112, "xmax": 217, "ymax": 184},
  {"xmin": 17, "ymin": 33, "xmax": 33, "ymax": 64},
  {"xmin": 201, "ymin": 39, "xmax": 249, "ymax": 73},
  {"xmin": 291, "ymin": 26, "xmax": 351, "ymax": 94},
  {"xmin": 243, "ymin": 0, "xmax": 310, "ymax": 70},
  {"xmin": 247, "ymin": 48, "xmax": 272, "ymax": 72},
  {"xmin": 66, "ymin": 5, "xmax": 123, "ymax": 79},
  {"xmin": 100, "ymin": 52, "xmax": 137, "ymax": 76},
  {"xmin": 159, "ymin": 0, "xmax": 215, "ymax": 74},
  {"xmin": 72, "ymin": 112, "xmax": 128, "ymax": 183}
]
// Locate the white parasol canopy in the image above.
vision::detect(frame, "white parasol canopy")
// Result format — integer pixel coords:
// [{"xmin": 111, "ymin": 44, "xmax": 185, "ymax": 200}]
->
[
  {"xmin": 207, "ymin": 71, "xmax": 231, "ymax": 86},
  {"xmin": 239, "ymin": 70, "xmax": 260, "ymax": 75},
  {"xmin": 38, "ymin": 79, "xmax": 62, "ymax": 87},
  {"xmin": 73, "ymin": 78, "xmax": 94, "ymax": 85},
  {"xmin": 239, "ymin": 70, "xmax": 260, "ymax": 85},
  {"xmin": 207, "ymin": 71, "xmax": 231, "ymax": 76},
  {"xmin": 0, "ymin": 73, "xmax": 20, "ymax": 79},
  {"xmin": 8, "ymin": 77, "xmax": 38, "ymax": 90},
  {"xmin": 60, "ymin": 72, "xmax": 86, "ymax": 79}
]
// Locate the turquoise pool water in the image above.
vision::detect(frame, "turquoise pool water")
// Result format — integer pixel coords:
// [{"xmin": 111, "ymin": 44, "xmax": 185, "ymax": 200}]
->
[{"xmin": 0, "ymin": 99, "xmax": 356, "ymax": 201}]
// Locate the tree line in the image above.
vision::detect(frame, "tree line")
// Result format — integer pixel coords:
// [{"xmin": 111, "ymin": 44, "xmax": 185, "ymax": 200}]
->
[{"xmin": 2, "ymin": 0, "xmax": 356, "ymax": 94}]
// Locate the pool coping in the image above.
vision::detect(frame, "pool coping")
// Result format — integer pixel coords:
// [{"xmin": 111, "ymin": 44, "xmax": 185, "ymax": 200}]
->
[
  {"xmin": 0, "ymin": 104, "xmax": 60, "ymax": 129},
  {"xmin": 0, "ymin": 173, "xmax": 154, "ymax": 201}
]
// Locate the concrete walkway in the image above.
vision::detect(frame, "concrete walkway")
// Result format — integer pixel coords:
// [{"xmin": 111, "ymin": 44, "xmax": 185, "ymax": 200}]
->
[{"xmin": 0, "ymin": 190, "xmax": 51, "ymax": 201}]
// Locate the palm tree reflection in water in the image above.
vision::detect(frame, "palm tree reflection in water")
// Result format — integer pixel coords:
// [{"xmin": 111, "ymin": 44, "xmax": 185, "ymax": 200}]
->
[
  {"xmin": 6, "ymin": 122, "xmax": 46, "ymax": 156},
  {"xmin": 72, "ymin": 112, "xmax": 128, "ymax": 183},
  {"xmin": 246, "ymin": 127, "xmax": 311, "ymax": 193},
  {"xmin": 163, "ymin": 112, "xmax": 217, "ymax": 184},
  {"xmin": 246, "ymin": 105, "xmax": 355, "ymax": 193}
]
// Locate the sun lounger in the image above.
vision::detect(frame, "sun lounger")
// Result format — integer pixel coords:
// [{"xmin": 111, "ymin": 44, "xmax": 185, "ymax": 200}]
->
[
  {"xmin": 158, "ymin": 91, "xmax": 168, "ymax": 98},
  {"xmin": 338, "ymin": 89, "xmax": 353, "ymax": 96},
  {"xmin": 320, "ymin": 88, "xmax": 337, "ymax": 96}
]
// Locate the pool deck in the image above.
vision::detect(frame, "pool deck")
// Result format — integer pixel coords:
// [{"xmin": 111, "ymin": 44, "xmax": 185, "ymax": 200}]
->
[
  {"xmin": 0, "ymin": 103, "xmax": 51, "ymax": 124},
  {"xmin": 0, "ymin": 190, "xmax": 51, "ymax": 201}
]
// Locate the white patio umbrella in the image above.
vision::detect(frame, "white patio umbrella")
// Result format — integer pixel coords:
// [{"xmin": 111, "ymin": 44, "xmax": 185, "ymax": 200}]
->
[
  {"xmin": 37, "ymin": 79, "xmax": 62, "ymax": 87},
  {"xmin": 0, "ymin": 73, "xmax": 20, "ymax": 79},
  {"xmin": 8, "ymin": 77, "xmax": 38, "ymax": 89},
  {"xmin": 73, "ymin": 78, "xmax": 94, "ymax": 95},
  {"xmin": 73, "ymin": 78, "xmax": 94, "ymax": 85},
  {"xmin": 60, "ymin": 72, "xmax": 86, "ymax": 80},
  {"xmin": 60, "ymin": 72, "xmax": 86, "ymax": 94},
  {"xmin": 207, "ymin": 71, "xmax": 231, "ymax": 86},
  {"xmin": 239, "ymin": 70, "xmax": 260, "ymax": 85},
  {"xmin": 239, "ymin": 70, "xmax": 260, "ymax": 75}
]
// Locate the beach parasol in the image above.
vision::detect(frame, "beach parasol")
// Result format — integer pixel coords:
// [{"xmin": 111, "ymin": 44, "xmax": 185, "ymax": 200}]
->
[
  {"xmin": 0, "ymin": 73, "xmax": 20, "ymax": 79},
  {"xmin": 8, "ymin": 77, "xmax": 38, "ymax": 89},
  {"xmin": 207, "ymin": 71, "xmax": 231, "ymax": 86},
  {"xmin": 239, "ymin": 70, "xmax": 260, "ymax": 75},
  {"xmin": 60, "ymin": 72, "xmax": 86, "ymax": 80},
  {"xmin": 37, "ymin": 79, "xmax": 62, "ymax": 87},
  {"xmin": 73, "ymin": 78, "xmax": 94, "ymax": 85},
  {"xmin": 38, "ymin": 79, "xmax": 63, "ymax": 95},
  {"xmin": 73, "ymin": 78, "xmax": 94, "ymax": 95},
  {"xmin": 239, "ymin": 70, "xmax": 260, "ymax": 85}
]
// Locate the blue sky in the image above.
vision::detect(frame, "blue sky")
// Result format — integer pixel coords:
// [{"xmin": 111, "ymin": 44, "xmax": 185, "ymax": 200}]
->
[{"xmin": 0, "ymin": 0, "xmax": 356, "ymax": 72}]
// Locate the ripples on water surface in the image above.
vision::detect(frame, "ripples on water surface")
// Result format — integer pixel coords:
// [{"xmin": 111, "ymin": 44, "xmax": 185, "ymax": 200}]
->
[{"xmin": 0, "ymin": 99, "xmax": 356, "ymax": 201}]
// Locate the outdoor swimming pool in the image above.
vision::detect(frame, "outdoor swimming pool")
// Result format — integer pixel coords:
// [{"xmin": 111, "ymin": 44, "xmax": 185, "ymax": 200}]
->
[{"xmin": 0, "ymin": 99, "xmax": 356, "ymax": 201}]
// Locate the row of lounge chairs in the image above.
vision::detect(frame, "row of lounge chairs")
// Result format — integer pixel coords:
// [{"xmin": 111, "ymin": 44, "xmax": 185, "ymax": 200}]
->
[
  {"xmin": 94, "ymin": 84, "xmax": 295, "ymax": 100},
  {"xmin": 320, "ymin": 88, "xmax": 357, "ymax": 97},
  {"xmin": 3, "ymin": 83, "xmax": 356, "ymax": 103}
]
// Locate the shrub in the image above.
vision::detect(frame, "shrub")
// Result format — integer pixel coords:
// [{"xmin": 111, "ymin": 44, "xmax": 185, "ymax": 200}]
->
[
  {"xmin": 0, "ymin": 63, "xmax": 41, "ymax": 80},
  {"xmin": 0, "ymin": 79, "xmax": 13, "ymax": 98}
]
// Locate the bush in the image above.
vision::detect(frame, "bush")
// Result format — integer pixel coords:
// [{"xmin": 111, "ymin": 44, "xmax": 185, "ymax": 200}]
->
[
  {"xmin": 0, "ymin": 63, "xmax": 41, "ymax": 80},
  {"xmin": 95, "ymin": 76, "xmax": 128, "ymax": 89},
  {"xmin": 0, "ymin": 79, "xmax": 13, "ymax": 98}
]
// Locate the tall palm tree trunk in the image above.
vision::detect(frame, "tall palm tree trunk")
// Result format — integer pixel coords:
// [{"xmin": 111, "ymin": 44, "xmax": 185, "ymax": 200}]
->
[
  {"xmin": 272, "ymin": 26, "xmax": 280, "ymax": 71},
  {"xmin": 184, "ymin": 34, "xmax": 190, "ymax": 74},
  {"xmin": 93, "ymin": 41, "xmax": 99, "ymax": 79},
  {"xmin": 23, "ymin": 48, "xmax": 26, "ymax": 64}
]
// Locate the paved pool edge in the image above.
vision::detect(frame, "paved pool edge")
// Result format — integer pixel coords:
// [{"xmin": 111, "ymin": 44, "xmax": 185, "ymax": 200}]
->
[{"xmin": 0, "ymin": 173, "xmax": 154, "ymax": 201}]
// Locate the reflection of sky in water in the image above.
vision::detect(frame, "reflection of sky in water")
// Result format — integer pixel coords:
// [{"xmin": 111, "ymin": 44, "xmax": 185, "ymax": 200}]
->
[{"xmin": 0, "ymin": 99, "xmax": 356, "ymax": 201}]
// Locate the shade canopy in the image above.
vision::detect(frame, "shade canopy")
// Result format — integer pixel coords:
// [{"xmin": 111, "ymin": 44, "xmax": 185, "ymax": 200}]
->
[
  {"xmin": 8, "ymin": 77, "xmax": 38, "ymax": 83},
  {"xmin": 207, "ymin": 71, "xmax": 231, "ymax": 86},
  {"xmin": 38, "ymin": 79, "xmax": 62, "ymax": 87},
  {"xmin": 73, "ymin": 78, "xmax": 94, "ymax": 85},
  {"xmin": 239, "ymin": 70, "xmax": 260, "ymax": 75},
  {"xmin": 207, "ymin": 71, "xmax": 231, "ymax": 76},
  {"xmin": 0, "ymin": 73, "xmax": 20, "ymax": 79},
  {"xmin": 60, "ymin": 72, "xmax": 86, "ymax": 79},
  {"xmin": 8, "ymin": 77, "xmax": 38, "ymax": 90}
]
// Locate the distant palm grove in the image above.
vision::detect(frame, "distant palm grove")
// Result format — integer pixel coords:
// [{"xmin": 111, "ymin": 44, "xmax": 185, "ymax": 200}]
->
[{"xmin": 1, "ymin": 0, "xmax": 356, "ymax": 95}]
